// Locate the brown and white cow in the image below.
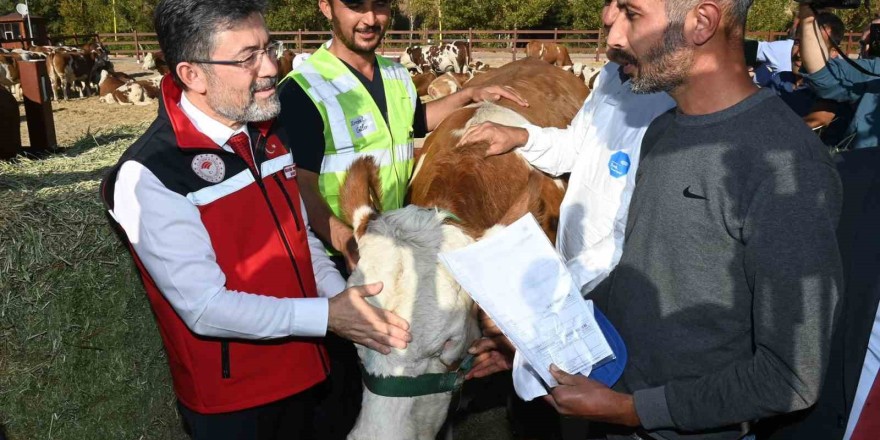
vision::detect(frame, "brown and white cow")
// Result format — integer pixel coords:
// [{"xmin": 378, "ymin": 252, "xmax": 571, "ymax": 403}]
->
[
  {"xmin": 411, "ymin": 72, "xmax": 437, "ymax": 97},
  {"xmin": 142, "ymin": 51, "xmax": 171, "ymax": 75},
  {"xmin": 437, "ymin": 41, "xmax": 471, "ymax": 74},
  {"xmin": 400, "ymin": 45, "xmax": 432, "ymax": 74},
  {"xmin": 410, "ymin": 57, "xmax": 587, "ymax": 243},
  {"xmin": 99, "ymin": 82, "xmax": 156, "ymax": 106},
  {"xmin": 341, "ymin": 158, "xmax": 481, "ymax": 440},
  {"xmin": 426, "ymin": 72, "xmax": 473, "ymax": 100},
  {"xmin": 0, "ymin": 53, "xmax": 21, "ymax": 100},
  {"xmin": 342, "ymin": 59, "xmax": 585, "ymax": 440},
  {"xmin": 526, "ymin": 40, "xmax": 574, "ymax": 68},
  {"xmin": 277, "ymin": 49, "xmax": 295, "ymax": 78},
  {"xmin": 47, "ymin": 46, "xmax": 110, "ymax": 100}
]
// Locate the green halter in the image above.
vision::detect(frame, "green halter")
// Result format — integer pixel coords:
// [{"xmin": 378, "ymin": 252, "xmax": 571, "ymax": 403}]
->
[{"xmin": 360, "ymin": 354, "xmax": 475, "ymax": 398}]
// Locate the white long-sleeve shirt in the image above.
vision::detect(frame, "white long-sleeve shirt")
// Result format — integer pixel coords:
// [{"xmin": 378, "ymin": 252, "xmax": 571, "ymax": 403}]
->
[
  {"xmin": 519, "ymin": 62, "xmax": 675, "ymax": 293},
  {"xmin": 111, "ymin": 93, "xmax": 346, "ymax": 340}
]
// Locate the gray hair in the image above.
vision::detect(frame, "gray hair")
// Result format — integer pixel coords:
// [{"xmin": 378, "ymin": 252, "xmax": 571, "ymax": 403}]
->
[
  {"xmin": 153, "ymin": 0, "xmax": 268, "ymax": 88},
  {"xmin": 665, "ymin": 0, "xmax": 753, "ymax": 34}
]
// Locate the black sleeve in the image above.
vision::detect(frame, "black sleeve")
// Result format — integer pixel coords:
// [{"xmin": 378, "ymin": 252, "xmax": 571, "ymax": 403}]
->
[
  {"xmin": 277, "ymin": 80, "xmax": 326, "ymax": 173},
  {"xmin": 413, "ymin": 98, "xmax": 429, "ymax": 138}
]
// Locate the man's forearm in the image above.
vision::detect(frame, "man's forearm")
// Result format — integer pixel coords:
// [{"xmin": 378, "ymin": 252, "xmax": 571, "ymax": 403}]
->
[
  {"xmin": 297, "ymin": 170, "xmax": 351, "ymax": 252},
  {"xmin": 800, "ymin": 11, "xmax": 830, "ymax": 74},
  {"xmin": 425, "ymin": 88, "xmax": 476, "ymax": 131}
]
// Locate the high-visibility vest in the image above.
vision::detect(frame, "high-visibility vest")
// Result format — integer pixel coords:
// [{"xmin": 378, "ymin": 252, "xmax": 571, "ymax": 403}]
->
[{"xmin": 283, "ymin": 45, "xmax": 417, "ymax": 225}]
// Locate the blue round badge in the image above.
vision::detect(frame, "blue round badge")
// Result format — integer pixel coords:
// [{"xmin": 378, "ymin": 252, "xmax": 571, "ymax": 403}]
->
[{"xmin": 608, "ymin": 151, "xmax": 631, "ymax": 178}]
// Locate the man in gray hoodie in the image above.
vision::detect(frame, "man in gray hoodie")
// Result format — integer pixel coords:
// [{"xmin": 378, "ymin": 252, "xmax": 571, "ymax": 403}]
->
[{"xmin": 542, "ymin": 0, "xmax": 844, "ymax": 439}]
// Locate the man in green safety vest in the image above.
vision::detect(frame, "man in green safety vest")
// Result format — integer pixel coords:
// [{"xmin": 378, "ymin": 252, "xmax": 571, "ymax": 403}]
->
[
  {"xmin": 276, "ymin": 0, "xmax": 526, "ymax": 437},
  {"xmin": 278, "ymin": 0, "xmax": 527, "ymax": 274}
]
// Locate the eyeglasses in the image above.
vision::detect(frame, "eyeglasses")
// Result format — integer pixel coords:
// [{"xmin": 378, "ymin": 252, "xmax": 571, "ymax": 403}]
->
[{"xmin": 191, "ymin": 42, "xmax": 281, "ymax": 70}]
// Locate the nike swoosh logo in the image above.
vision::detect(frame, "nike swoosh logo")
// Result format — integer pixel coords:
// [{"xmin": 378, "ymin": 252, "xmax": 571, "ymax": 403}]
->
[{"xmin": 683, "ymin": 186, "xmax": 708, "ymax": 200}]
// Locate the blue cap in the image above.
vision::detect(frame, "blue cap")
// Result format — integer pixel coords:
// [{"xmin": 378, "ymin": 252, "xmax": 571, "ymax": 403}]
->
[{"xmin": 587, "ymin": 306, "xmax": 627, "ymax": 387}]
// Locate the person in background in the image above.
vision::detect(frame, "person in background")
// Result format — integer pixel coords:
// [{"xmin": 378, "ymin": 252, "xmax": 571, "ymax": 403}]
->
[{"xmin": 801, "ymin": 5, "xmax": 880, "ymax": 149}]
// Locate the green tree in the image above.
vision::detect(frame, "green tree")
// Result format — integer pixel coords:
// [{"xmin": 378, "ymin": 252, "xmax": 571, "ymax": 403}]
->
[
  {"xmin": 747, "ymin": 0, "xmax": 794, "ymax": 32},
  {"xmin": 58, "ymin": 0, "xmax": 111, "ymax": 34},
  {"xmin": 266, "ymin": 0, "xmax": 330, "ymax": 32},
  {"xmin": 567, "ymin": 0, "xmax": 603, "ymax": 30}
]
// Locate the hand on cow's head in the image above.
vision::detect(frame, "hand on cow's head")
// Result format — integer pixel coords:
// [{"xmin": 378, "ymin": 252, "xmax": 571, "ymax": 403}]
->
[{"xmin": 328, "ymin": 281, "xmax": 412, "ymax": 355}]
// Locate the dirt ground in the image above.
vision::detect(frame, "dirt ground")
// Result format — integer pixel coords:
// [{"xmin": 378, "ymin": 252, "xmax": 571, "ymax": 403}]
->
[
  {"xmin": 17, "ymin": 57, "xmax": 159, "ymax": 151},
  {"xmin": 16, "ymin": 52, "xmax": 605, "ymax": 151}
]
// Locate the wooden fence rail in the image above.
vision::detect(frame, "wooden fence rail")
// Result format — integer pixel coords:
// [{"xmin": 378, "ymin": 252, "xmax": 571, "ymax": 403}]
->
[{"xmin": 92, "ymin": 29, "xmax": 866, "ymax": 62}]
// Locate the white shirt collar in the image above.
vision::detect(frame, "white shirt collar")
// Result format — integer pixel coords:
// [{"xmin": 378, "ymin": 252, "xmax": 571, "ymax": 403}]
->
[{"xmin": 178, "ymin": 92, "xmax": 249, "ymax": 151}]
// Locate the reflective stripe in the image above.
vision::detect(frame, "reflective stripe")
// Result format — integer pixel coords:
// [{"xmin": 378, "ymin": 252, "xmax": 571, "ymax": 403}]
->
[
  {"xmin": 381, "ymin": 65, "xmax": 417, "ymax": 110},
  {"xmin": 260, "ymin": 154, "xmax": 293, "ymax": 178},
  {"xmin": 394, "ymin": 143, "xmax": 413, "ymax": 163},
  {"xmin": 186, "ymin": 169, "xmax": 253, "ymax": 206},
  {"xmin": 298, "ymin": 64, "xmax": 355, "ymax": 153},
  {"xmin": 321, "ymin": 150, "xmax": 392, "ymax": 174}
]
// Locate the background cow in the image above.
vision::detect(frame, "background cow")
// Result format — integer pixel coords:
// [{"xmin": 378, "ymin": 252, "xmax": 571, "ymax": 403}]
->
[
  {"xmin": 142, "ymin": 51, "xmax": 170, "ymax": 75},
  {"xmin": 426, "ymin": 72, "xmax": 472, "ymax": 100},
  {"xmin": 525, "ymin": 40, "xmax": 574, "ymax": 68},
  {"xmin": 437, "ymin": 41, "xmax": 471, "ymax": 73}
]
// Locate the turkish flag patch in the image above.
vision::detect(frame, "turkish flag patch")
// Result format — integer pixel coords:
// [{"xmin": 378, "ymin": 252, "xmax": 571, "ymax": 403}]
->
[{"xmin": 283, "ymin": 164, "xmax": 297, "ymax": 180}]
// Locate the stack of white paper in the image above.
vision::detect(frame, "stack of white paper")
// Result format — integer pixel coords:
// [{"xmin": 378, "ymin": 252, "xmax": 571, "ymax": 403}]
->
[{"xmin": 438, "ymin": 214, "xmax": 614, "ymax": 395}]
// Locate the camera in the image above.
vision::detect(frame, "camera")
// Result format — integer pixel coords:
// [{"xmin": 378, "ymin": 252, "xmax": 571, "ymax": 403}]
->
[{"xmin": 795, "ymin": 0, "xmax": 861, "ymax": 9}]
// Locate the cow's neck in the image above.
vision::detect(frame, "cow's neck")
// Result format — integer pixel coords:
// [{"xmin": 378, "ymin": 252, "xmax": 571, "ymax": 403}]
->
[{"xmin": 348, "ymin": 389, "xmax": 451, "ymax": 440}]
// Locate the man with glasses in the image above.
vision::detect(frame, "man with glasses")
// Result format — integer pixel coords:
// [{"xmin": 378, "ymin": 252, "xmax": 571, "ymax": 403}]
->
[{"xmin": 100, "ymin": 1, "xmax": 413, "ymax": 438}]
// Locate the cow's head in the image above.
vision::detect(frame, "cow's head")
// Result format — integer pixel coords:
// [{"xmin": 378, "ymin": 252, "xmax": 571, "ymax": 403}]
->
[
  {"xmin": 399, "ymin": 46, "xmax": 420, "ymax": 72},
  {"xmin": 142, "ymin": 52, "xmax": 155, "ymax": 70},
  {"xmin": 341, "ymin": 157, "xmax": 480, "ymax": 440}
]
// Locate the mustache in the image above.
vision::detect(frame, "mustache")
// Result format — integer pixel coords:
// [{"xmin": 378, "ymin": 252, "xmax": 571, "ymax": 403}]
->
[
  {"xmin": 607, "ymin": 48, "xmax": 637, "ymax": 66},
  {"xmin": 251, "ymin": 77, "xmax": 278, "ymax": 93},
  {"xmin": 355, "ymin": 25, "xmax": 381, "ymax": 33}
]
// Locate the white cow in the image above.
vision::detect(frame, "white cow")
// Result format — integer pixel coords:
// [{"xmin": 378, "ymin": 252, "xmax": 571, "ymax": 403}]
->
[{"xmin": 341, "ymin": 157, "xmax": 481, "ymax": 440}]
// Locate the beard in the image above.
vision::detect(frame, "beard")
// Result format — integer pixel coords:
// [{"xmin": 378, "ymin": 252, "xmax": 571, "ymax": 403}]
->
[
  {"xmin": 206, "ymin": 74, "xmax": 280, "ymax": 123},
  {"xmin": 627, "ymin": 21, "xmax": 693, "ymax": 94},
  {"xmin": 332, "ymin": 16, "xmax": 384, "ymax": 55}
]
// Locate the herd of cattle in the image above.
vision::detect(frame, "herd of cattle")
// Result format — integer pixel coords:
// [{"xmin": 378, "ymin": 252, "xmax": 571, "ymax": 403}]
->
[
  {"xmin": 399, "ymin": 40, "xmax": 602, "ymax": 101},
  {"xmin": 0, "ymin": 42, "xmax": 162, "ymax": 106},
  {"xmin": 0, "ymin": 39, "xmax": 601, "ymax": 111}
]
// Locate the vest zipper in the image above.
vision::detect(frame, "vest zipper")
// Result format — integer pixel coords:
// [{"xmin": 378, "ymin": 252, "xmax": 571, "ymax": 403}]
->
[
  {"xmin": 221, "ymin": 341, "xmax": 231, "ymax": 379},
  {"xmin": 269, "ymin": 167, "xmax": 331, "ymax": 374},
  {"xmin": 248, "ymin": 135, "xmax": 330, "ymax": 375},
  {"xmin": 250, "ymin": 135, "xmax": 307, "ymax": 297},
  {"xmin": 271, "ymin": 174, "xmax": 302, "ymax": 231}
]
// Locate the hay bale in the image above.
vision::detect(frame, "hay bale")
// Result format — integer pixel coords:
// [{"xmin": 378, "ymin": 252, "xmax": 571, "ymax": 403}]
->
[{"xmin": 0, "ymin": 124, "xmax": 181, "ymax": 438}]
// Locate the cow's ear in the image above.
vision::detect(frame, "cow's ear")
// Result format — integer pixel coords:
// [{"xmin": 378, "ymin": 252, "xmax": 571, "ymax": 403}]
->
[{"xmin": 341, "ymin": 157, "xmax": 383, "ymax": 239}]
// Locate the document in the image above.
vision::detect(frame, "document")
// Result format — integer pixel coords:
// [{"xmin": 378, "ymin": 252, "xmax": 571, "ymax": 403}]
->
[{"xmin": 438, "ymin": 214, "xmax": 614, "ymax": 389}]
